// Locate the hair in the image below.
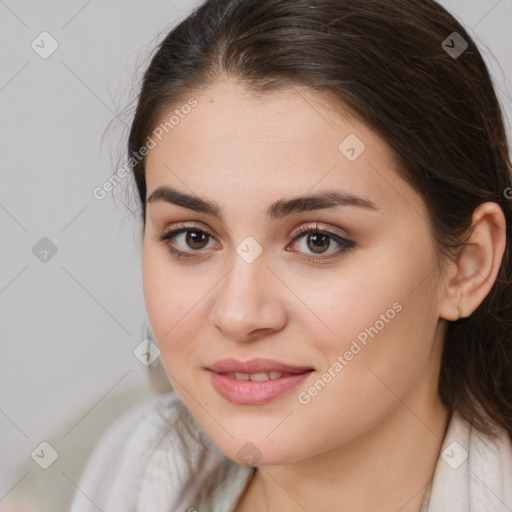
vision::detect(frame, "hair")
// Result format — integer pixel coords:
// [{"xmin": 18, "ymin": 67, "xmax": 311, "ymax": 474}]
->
[{"xmin": 127, "ymin": 0, "xmax": 512, "ymax": 437}]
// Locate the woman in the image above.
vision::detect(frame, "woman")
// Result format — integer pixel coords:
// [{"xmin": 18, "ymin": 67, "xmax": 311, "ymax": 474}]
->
[{"xmin": 70, "ymin": 0, "xmax": 512, "ymax": 510}]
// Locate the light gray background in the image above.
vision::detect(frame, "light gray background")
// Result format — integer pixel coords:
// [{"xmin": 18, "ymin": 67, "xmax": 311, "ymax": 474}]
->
[{"xmin": 0, "ymin": 0, "xmax": 511, "ymax": 510}]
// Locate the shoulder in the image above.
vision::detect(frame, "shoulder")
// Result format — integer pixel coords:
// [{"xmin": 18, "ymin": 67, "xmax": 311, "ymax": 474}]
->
[{"xmin": 69, "ymin": 391, "xmax": 228, "ymax": 511}]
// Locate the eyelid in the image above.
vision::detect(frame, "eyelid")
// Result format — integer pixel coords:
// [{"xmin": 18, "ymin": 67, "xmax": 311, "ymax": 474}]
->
[
  {"xmin": 289, "ymin": 221, "xmax": 349, "ymax": 241},
  {"xmin": 161, "ymin": 220, "xmax": 215, "ymax": 234}
]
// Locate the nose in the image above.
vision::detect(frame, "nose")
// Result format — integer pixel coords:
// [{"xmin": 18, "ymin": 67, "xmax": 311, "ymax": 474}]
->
[{"xmin": 208, "ymin": 254, "xmax": 287, "ymax": 342}]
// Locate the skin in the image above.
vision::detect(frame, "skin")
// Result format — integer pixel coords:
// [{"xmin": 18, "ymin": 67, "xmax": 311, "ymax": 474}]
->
[{"xmin": 142, "ymin": 77, "xmax": 506, "ymax": 511}]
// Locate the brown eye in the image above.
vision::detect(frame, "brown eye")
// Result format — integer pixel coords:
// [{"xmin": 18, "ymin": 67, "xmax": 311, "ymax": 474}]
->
[
  {"xmin": 288, "ymin": 226, "xmax": 355, "ymax": 262},
  {"xmin": 158, "ymin": 227, "xmax": 217, "ymax": 259},
  {"xmin": 185, "ymin": 230, "xmax": 210, "ymax": 250},
  {"xmin": 307, "ymin": 233, "xmax": 331, "ymax": 253}
]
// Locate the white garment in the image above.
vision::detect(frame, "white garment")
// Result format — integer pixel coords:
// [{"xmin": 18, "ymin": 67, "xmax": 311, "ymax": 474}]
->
[{"xmin": 68, "ymin": 391, "xmax": 512, "ymax": 512}]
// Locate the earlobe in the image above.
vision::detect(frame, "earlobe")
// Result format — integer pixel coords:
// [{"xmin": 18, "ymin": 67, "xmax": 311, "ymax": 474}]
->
[{"xmin": 439, "ymin": 202, "xmax": 507, "ymax": 322}]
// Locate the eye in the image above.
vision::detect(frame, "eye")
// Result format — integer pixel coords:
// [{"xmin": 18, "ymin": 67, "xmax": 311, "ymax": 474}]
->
[
  {"xmin": 287, "ymin": 223, "xmax": 355, "ymax": 261},
  {"xmin": 157, "ymin": 225, "xmax": 218, "ymax": 259},
  {"xmin": 157, "ymin": 222, "xmax": 355, "ymax": 262}
]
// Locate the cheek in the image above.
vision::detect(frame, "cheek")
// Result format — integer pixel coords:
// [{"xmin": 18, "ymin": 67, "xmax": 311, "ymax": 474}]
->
[
  {"xmin": 142, "ymin": 245, "xmax": 192, "ymax": 349},
  {"xmin": 300, "ymin": 235, "xmax": 439, "ymax": 377},
  {"xmin": 288, "ymin": 251, "xmax": 420, "ymax": 349},
  {"xmin": 142, "ymin": 242, "xmax": 218, "ymax": 373},
  {"xmin": 142, "ymin": 247, "xmax": 171, "ymax": 334}
]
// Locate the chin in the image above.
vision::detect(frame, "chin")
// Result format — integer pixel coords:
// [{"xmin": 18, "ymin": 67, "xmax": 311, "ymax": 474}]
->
[{"xmin": 197, "ymin": 417, "xmax": 302, "ymax": 465}]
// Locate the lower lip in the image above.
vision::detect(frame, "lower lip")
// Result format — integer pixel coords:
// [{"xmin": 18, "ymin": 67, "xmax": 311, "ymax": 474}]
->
[{"xmin": 209, "ymin": 370, "xmax": 313, "ymax": 405}]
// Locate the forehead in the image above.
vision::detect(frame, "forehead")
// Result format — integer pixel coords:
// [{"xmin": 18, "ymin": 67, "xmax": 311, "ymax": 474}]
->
[
  {"xmin": 144, "ymin": 78, "xmax": 418, "ymax": 219},
  {"xmin": 149, "ymin": 78, "xmax": 372, "ymax": 159}
]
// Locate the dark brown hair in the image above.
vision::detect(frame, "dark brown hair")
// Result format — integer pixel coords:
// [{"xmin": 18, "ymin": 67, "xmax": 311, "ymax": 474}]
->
[{"xmin": 128, "ymin": 0, "xmax": 512, "ymax": 436}]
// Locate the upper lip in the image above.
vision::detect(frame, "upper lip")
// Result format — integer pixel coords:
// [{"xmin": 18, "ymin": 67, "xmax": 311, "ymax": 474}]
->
[{"xmin": 209, "ymin": 358, "xmax": 314, "ymax": 374}]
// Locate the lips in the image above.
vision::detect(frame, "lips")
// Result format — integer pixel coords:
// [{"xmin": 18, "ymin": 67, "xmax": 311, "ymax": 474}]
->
[
  {"xmin": 208, "ymin": 358, "xmax": 314, "ymax": 405},
  {"xmin": 209, "ymin": 357, "xmax": 313, "ymax": 374}
]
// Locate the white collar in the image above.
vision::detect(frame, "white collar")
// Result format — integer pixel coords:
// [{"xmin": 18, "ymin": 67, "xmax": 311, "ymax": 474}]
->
[
  {"xmin": 69, "ymin": 394, "xmax": 512, "ymax": 511},
  {"xmin": 425, "ymin": 410, "xmax": 512, "ymax": 511}
]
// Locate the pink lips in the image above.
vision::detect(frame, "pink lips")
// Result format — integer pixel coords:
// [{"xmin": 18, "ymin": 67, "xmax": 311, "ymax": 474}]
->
[{"xmin": 208, "ymin": 358, "xmax": 314, "ymax": 405}]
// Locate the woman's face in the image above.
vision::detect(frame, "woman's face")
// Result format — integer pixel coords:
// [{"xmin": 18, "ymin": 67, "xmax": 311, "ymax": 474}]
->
[{"xmin": 142, "ymin": 78, "xmax": 448, "ymax": 465}]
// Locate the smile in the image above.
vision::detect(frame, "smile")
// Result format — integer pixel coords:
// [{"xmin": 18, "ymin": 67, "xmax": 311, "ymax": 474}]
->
[{"xmin": 208, "ymin": 358, "xmax": 314, "ymax": 405}]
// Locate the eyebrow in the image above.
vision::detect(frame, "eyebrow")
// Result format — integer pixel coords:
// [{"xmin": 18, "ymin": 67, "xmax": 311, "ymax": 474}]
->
[{"xmin": 146, "ymin": 186, "xmax": 379, "ymax": 220}]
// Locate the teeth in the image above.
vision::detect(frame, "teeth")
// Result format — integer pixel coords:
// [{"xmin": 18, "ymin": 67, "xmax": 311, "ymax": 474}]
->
[
  {"xmin": 249, "ymin": 372, "xmax": 270, "ymax": 381},
  {"xmin": 230, "ymin": 371, "xmax": 287, "ymax": 381}
]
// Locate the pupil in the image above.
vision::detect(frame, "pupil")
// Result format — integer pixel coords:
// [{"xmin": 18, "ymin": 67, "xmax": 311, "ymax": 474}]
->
[
  {"xmin": 186, "ymin": 230, "xmax": 208, "ymax": 249},
  {"xmin": 308, "ymin": 233, "xmax": 330, "ymax": 253}
]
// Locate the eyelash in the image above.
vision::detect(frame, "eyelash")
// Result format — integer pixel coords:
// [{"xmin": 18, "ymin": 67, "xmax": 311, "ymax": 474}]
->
[{"xmin": 157, "ymin": 222, "xmax": 355, "ymax": 262}]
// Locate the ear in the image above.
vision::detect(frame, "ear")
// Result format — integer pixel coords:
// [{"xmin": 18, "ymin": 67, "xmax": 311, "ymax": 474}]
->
[{"xmin": 439, "ymin": 202, "xmax": 507, "ymax": 321}]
